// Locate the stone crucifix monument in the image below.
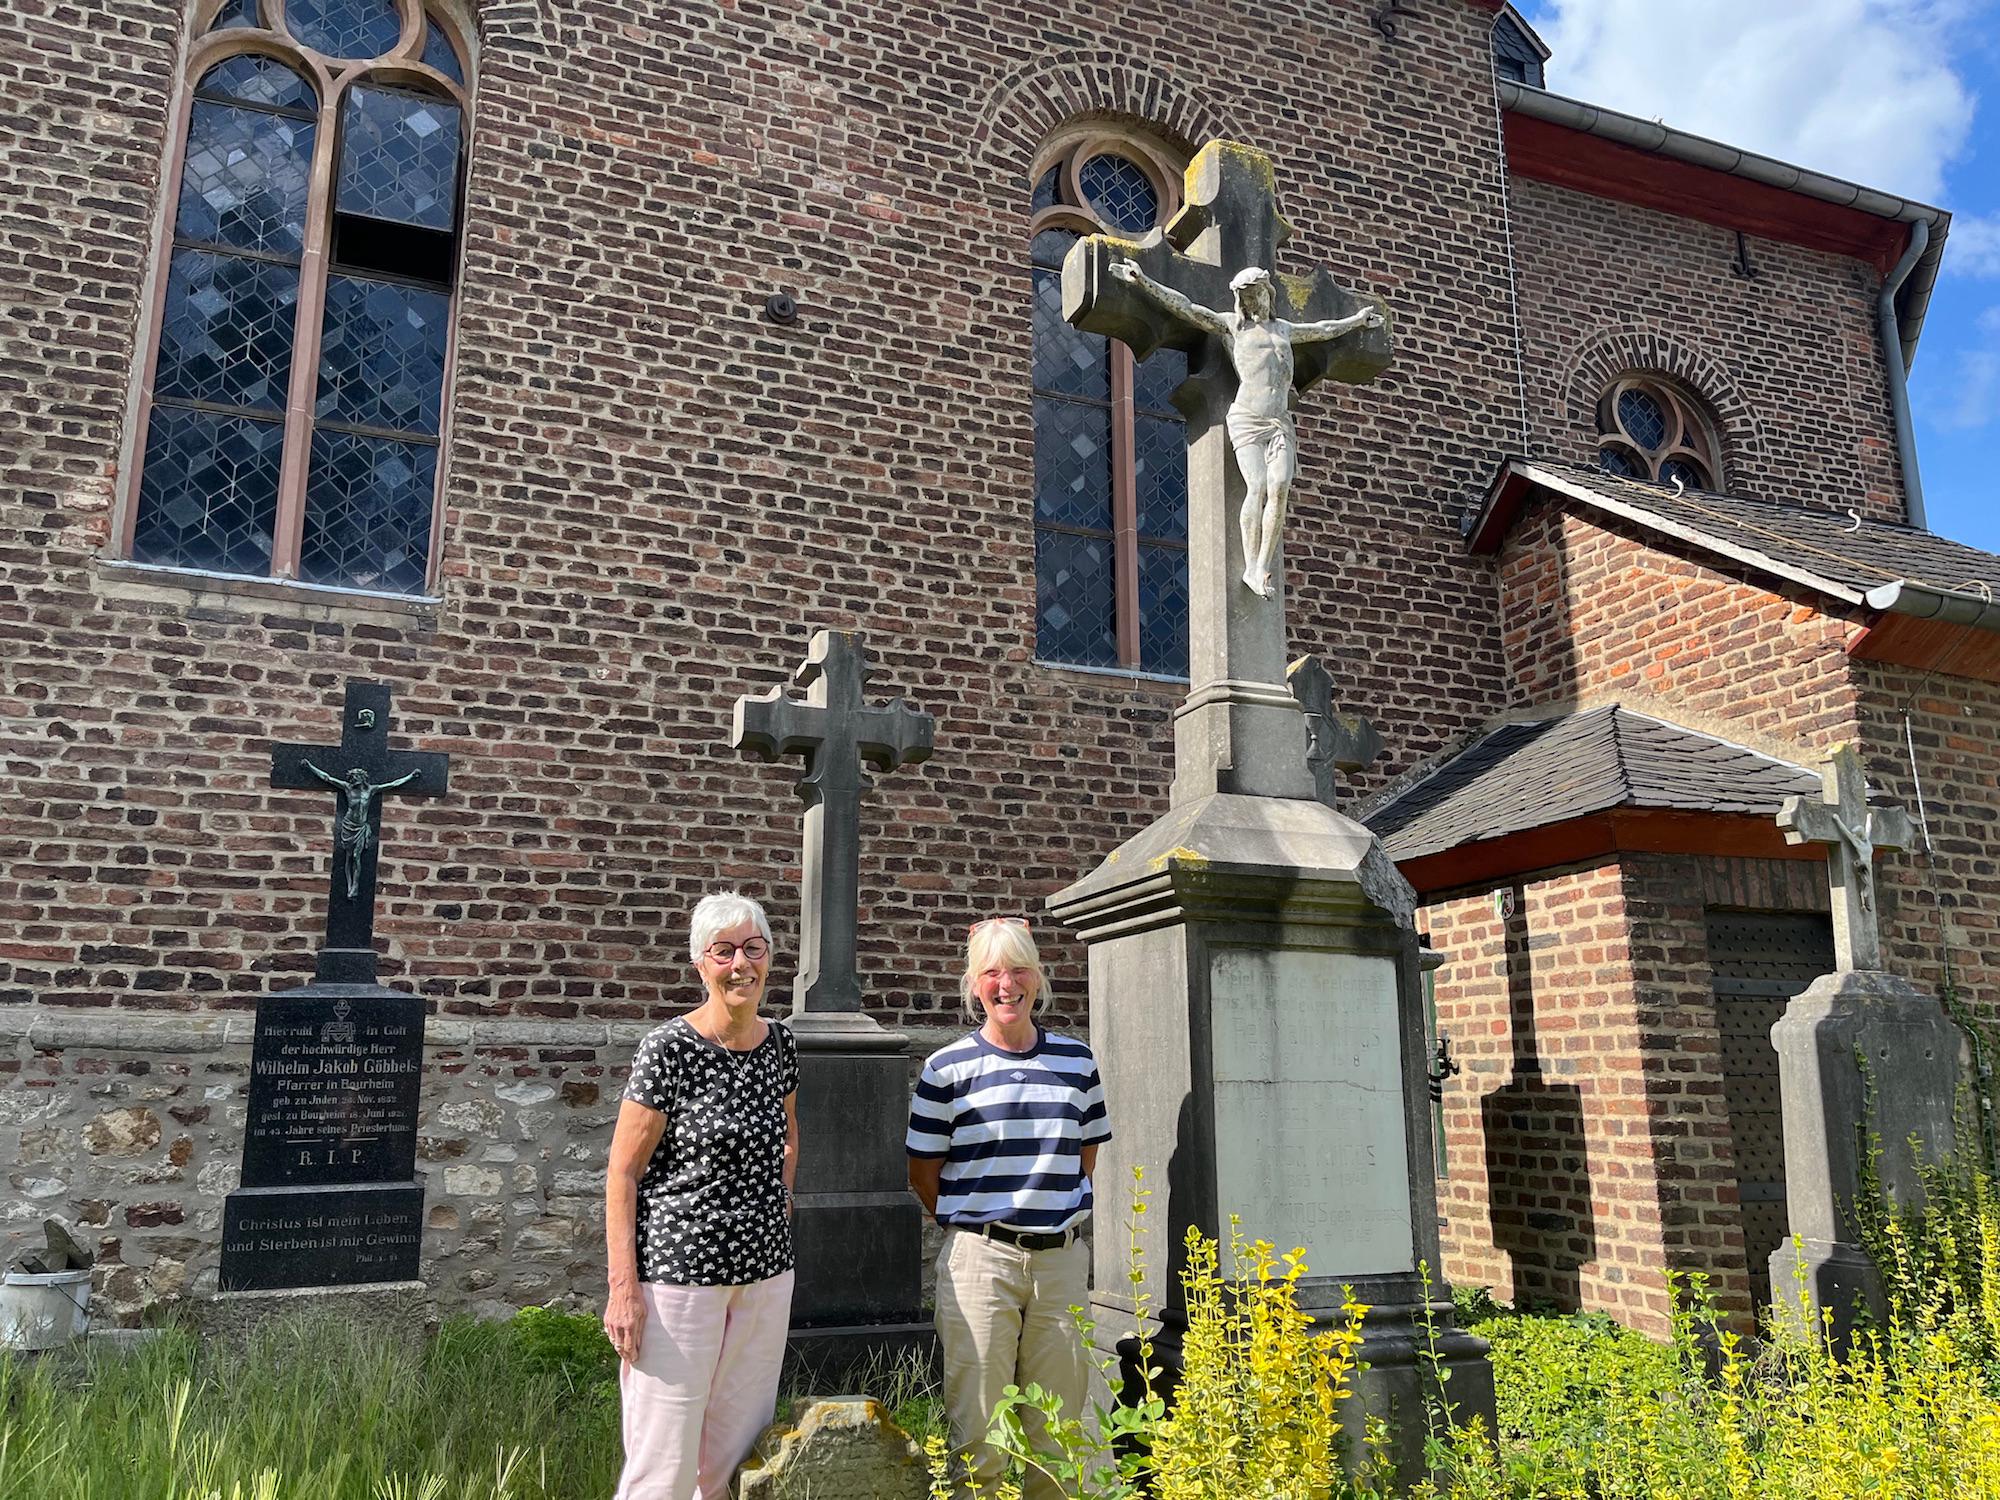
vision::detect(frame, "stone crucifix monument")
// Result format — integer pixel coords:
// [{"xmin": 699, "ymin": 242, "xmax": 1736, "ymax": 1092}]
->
[
  {"xmin": 732, "ymin": 630, "xmax": 934, "ymax": 1362},
  {"xmin": 217, "ymin": 679, "xmax": 447, "ymax": 1309},
  {"xmin": 1770, "ymin": 743, "xmax": 1962, "ymax": 1341},
  {"xmin": 1047, "ymin": 142, "xmax": 1492, "ymax": 1485}
]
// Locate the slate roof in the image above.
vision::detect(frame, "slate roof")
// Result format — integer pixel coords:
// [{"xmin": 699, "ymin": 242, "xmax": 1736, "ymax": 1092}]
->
[
  {"xmin": 1467, "ymin": 460, "xmax": 2000, "ymax": 611},
  {"xmin": 1366, "ymin": 705, "xmax": 1820, "ymax": 863}
]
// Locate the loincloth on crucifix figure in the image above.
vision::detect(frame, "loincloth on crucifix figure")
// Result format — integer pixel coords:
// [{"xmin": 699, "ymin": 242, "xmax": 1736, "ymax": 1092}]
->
[{"xmin": 1111, "ymin": 260, "xmax": 1383, "ymax": 597}]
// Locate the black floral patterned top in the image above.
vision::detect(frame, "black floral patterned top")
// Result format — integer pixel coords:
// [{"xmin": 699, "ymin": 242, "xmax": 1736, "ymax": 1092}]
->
[{"xmin": 622, "ymin": 1016, "xmax": 799, "ymax": 1286}]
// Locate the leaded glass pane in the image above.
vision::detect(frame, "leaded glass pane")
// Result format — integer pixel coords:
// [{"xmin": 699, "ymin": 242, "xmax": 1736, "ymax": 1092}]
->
[
  {"xmin": 154, "ymin": 249, "xmax": 299, "ymax": 412},
  {"xmin": 1597, "ymin": 443, "xmax": 1644, "ymax": 479},
  {"xmin": 177, "ymin": 101, "xmax": 314, "ymax": 255},
  {"xmin": 1031, "ymin": 166, "xmax": 1061, "ymax": 215},
  {"xmin": 196, "ymin": 54, "xmax": 315, "ymax": 113},
  {"xmin": 1033, "ymin": 397, "xmax": 1112, "ymax": 530},
  {"xmin": 420, "ymin": 16, "xmax": 465, "ymax": 83},
  {"xmin": 1134, "ymin": 414, "xmax": 1187, "ymax": 540},
  {"xmin": 1137, "ymin": 543, "xmax": 1190, "ymax": 678},
  {"xmin": 206, "ymin": 0, "xmax": 262, "ymax": 33},
  {"xmin": 301, "ymin": 429, "xmax": 436, "ymax": 593},
  {"xmin": 337, "ymin": 84, "xmax": 462, "ymax": 231},
  {"xmin": 133, "ymin": 406, "xmax": 282, "ymax": 574},
  {"xmin": 1035, "ymin": 528, "xmax": 1118, "ymax": 669},
  {"xmin": 1031, "ymin": 227, "xmax": 1076, "ymax": 272},
  {"xmin": 1660, "ymin": 457, "xmax": 1710, "ymax": 491},
  {"xmin": 1031, "ymin": 266, "xmax": 1107, "ymax": 398},
  {"xmin": 316, "ymin": 274, "xmax": 448, "ymax": 435},
  {"xmin": 1617, "ymin": 387, "xmax": 1668, "ymax": 451},
  {"xmin": 1134, "ymin": 344, "xmax": 1186, "ymax": 414},
  {"xmin": 285, "ymin": 0, "xmax": 403, "ymax": 59},
  {"xmin": 1078, "ymin": 153, "xmax": 1158, "ymax": 233}
]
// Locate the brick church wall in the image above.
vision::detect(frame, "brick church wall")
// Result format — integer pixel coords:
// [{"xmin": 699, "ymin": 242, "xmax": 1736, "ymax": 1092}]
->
[
  {"xmin": 0, "ymin": 0, "xmax": 1531, "ymax": 1307},
  {"xmin": 1504, "ymin": 174, "xmax": 1907, "ymax": 522}
]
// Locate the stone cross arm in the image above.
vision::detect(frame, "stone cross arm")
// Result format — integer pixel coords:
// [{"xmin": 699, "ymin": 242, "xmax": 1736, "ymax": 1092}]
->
[
  {"xmin": 1775, "ymin": 744, "xmax": 1912, "ymax": 973},
  {"xmin": 1060, "ymin": 140, "xmax": 1391, "ymax": 393},
  {"xmin": 731, "ymin": 632, "xmax": 934, "ymax": 782}
]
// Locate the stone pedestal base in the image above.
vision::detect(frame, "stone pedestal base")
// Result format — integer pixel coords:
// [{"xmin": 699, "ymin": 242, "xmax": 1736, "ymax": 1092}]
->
[
  {"xmin": 788, "ymin": 1012, "xmax": 923, "ymax": 1330},
  {"xmin": 1050, "ymin": 792, "xmax": 1493, "ymax": 1488},
  {"xmin": 1770, "ymin": 967, "xmax": 1964, "ymax": 1345},
  {"xmin": 192, "ymin": 1278, "xmax": 434, "ymax": 1349}
]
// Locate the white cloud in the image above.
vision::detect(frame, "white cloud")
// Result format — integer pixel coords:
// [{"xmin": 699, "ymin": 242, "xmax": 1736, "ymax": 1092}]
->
[
  {"xmin": 1951, "ymin": 215, "xmax": 2000, "ymax": 276},
  {"xmin": 1525, "ymin": 1, "xmax": 1979, "ymax": 203},
  {"xmin": 1924, "ymin": 306, "xmax": 2000, "ymax": 428}
]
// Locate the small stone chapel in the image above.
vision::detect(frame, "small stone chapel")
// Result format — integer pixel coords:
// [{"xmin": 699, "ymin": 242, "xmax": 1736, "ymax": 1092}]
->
[{"xmin": 3, "ymin": 0, "xmax": 1997, "ymax": 1345}]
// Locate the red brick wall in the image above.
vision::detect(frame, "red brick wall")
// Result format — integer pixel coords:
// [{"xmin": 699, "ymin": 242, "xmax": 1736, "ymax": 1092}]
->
[
  {"xmin": 1494, "ymin": 500, "xmax": 1863, "ymax": 749},
  {"xmin": 1506, "ymin": 174, "xmax": 1906, "ymax": 521},
  {"xmin": 1, "ymin": 0, "xmax": 1525, "ymax": 1028}
]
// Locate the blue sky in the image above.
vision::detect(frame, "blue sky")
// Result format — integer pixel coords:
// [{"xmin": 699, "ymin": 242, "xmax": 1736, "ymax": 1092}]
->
[{"xmin": 1518, "ymin": 1, "xmax": 1999, "ymax": 549}]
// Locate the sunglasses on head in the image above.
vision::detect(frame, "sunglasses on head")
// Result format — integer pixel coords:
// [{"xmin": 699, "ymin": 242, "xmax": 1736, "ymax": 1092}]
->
[{"xmin": 967, "ymin": 916, "xmax": 1030, "ymax": 935}]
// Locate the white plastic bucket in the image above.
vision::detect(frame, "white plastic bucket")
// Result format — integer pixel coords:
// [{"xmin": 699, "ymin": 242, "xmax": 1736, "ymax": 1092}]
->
[{"xmin": 0, "ymin": 1268, "xmax": 92, "ymax": 1351}]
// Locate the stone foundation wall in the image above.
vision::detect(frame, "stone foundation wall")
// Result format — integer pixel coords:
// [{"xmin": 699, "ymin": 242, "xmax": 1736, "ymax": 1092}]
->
[{"xmin": 1, "ymin": 1006, "xmax": 966, "ymax": 1326}]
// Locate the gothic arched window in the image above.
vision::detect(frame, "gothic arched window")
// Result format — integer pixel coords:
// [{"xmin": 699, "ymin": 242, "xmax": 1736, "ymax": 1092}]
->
[
  {"xmin": 121, "ymin": 0, "xmax": 472, "ymax": 596},
  {"xmin": 1595, "ymin": 376, "xmax": 1721, "ymax": 492},
  {"xmin": 1030, "ymin": 132, "xmax": 1190, "ymax": 677}
]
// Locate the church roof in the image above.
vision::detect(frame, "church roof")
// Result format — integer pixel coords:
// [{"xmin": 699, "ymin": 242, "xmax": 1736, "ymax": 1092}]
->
[
  {"xmin": 1466, "ymin": 459, "xmax": 2000, "ymax": 627},
  {"xmin": 1366, "ymin": 705, "xmax": 1819, "ymax": 870}
]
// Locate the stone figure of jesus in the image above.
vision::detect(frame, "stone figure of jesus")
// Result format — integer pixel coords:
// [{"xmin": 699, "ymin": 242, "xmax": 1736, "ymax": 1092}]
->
[
  {"xmin": 1110, "ymin": 260, "xmax": 1385, "ymax": 597},
  {"xmin": 304, "ymin": 760, "xmax": 422, "ymax": 898}
]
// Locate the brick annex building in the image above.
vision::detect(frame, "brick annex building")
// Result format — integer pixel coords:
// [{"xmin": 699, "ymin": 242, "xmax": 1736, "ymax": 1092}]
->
[{"xmin": 3, "ymin": 0, "xmax": 1996, "ymax": 1333}]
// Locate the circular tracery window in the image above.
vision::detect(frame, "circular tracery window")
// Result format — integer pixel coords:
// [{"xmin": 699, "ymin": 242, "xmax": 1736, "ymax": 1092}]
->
[{"xmin": 1596, "ymin": 377, "xmax": 1720, "ymax": 491}]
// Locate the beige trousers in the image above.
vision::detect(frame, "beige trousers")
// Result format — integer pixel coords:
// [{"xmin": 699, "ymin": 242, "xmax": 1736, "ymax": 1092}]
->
[{"xmin": 934, "ymin": 1228, "xmax": 1089, "ymax": 1500}]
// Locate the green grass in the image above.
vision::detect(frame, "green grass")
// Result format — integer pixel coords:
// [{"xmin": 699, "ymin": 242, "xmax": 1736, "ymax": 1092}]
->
[{"xmin": 0, "ymin": 1309, "xmax": 622, "ymax": 1500}]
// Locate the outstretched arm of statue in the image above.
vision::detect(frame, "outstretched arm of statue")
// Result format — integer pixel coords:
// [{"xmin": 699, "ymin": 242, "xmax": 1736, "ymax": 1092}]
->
[
  {"xmin": 302, "ymin": 759, "xmax": 346, "ymax": 792},
  {"xmin": 379, "ymin": 767, "xmax": 422, "ymax": 794},
  {"xmin": 1109, "ymin": 260, "xmax": 1230, "ymax": 339},
  {"xmin": 1289, "ymin": 305, "xmax": 1385, "ymax": 344}
]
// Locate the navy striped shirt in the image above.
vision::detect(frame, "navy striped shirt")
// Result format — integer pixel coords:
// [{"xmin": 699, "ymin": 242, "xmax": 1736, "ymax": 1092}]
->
[{"xmin": 906, "ymin": 1027, "xmax": 1111, "ymax": 1232}]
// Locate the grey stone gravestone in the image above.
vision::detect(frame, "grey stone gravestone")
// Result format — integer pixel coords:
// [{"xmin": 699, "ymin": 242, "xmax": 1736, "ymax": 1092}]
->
[
  {"xmin": 1769, "ymin": 743, "xmax": 1963, "ymax": 1342},
  {"xmin": 731, "ymin": 631, "xmax": 934, "ymax": 1365},
  {"xmin": 1048, "ymin": 141, "xmax": 1492, "ymax": 1487},
  {"xmin": 217, "ymin": 680, "xmax": 446, "ymax": 1298},
  {"xmin": 736, "ymin": 1398, "xmax": 930, "ymax": 1500}
]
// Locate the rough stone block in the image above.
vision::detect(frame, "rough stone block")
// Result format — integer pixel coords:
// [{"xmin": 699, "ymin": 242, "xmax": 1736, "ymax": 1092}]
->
[{"xmin": 736, "ymin": 1398, "xmax": 929, "ymax": 1500}]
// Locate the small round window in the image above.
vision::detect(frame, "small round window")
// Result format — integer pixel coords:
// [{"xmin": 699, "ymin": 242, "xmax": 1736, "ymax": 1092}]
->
[{"xmin": 1596, "ymin": 376, "xmax": 1720, "ymax": 491}]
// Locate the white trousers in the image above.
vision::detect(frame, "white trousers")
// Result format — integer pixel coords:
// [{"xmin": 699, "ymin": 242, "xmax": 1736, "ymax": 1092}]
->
[{"xmin": 612, "ymin": 1270, "xmax": 795, "ymax": 1500}]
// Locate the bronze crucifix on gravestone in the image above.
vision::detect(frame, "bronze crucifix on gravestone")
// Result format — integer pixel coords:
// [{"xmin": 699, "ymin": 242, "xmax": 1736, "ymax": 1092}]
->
[
  {"xmin": 1064, "ymin": 141, "xmax": 1391, "ymax": 806},
  {"xmin": 732, "ymin": 631, "xmax": 934, "ymax": 1014},
  {"xmin": 272, "ymin": 680, "xmax": 450, "ymax": 985},
  {"xmin": 1776, "ymin": 743, "xmax": 1913, "ymax": 973}
]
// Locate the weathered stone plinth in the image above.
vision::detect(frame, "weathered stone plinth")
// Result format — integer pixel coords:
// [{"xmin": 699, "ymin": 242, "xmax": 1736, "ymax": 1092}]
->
[
  {"xmin": 192, "ymin": 1277, "xmax": 434, "ymax": 1349},
  {"xmin": 1769, "ymin": 967, "xmax": 1963, "ymax": 1343},
  {"xmin": 786, "ymin": 1013, "xmax": 928, "ymax": 1364},
  {"xmin": 738, "ymin": 1397, "xmax": 929, "ymax": 1500},
  {"xmin": 1050, "ymin": 793, "xmax": 1493, "ymax": 1488}
]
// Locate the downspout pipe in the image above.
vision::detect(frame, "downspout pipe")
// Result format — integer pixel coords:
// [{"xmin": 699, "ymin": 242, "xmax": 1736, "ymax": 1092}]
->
[{"xmin": 1880, "ymin": 219, "xmax": 1931, "ymax": 530}]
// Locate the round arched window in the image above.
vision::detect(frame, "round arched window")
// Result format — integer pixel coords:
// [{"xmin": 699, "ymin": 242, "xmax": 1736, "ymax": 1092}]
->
[{"xmin": 1596, "ymin": 377, "xmax": 1721, "ymax": 491}]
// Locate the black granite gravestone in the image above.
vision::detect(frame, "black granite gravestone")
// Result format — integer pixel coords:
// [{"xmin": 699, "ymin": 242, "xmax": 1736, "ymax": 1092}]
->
[{"xmin": 218, "ymin": 680, "xmax": 447, "ymax": 1294}]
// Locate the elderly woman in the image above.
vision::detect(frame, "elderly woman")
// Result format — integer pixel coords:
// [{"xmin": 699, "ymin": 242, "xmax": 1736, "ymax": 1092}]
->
[
  {"xmin": 907, "ymin": 917, "xmax": 1111, "ymax": 1500},
  {"xmin": 604, "ymin": 890, "xmax": 800, "ymax": 1500}
]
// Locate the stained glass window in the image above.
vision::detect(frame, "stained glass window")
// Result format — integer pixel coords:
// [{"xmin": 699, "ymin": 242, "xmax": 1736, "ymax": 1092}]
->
[
  {"xmin": 1597, "ymin": 377, "xmax": 1723, "ymax": 493},
  {"xmin": 1030, "ymin": 138, "xmax": 1187, "ymax": 675},
  {"xmin": 129, "ymin": 19, "xmax": 470, "ymax": 595}
]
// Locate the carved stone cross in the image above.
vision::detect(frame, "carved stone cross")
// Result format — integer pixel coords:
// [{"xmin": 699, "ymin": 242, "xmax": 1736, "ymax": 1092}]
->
[
  {"xmin": 272, "ymin": 680, "xmax": 450, "ymax": 985},
  {"xmin": 1287, "ymin": 654, "xmax": 1383, "ymax": 808},
  {"xmin": 732, "ymin": 631, "xmax": 934, "ymax": 1013},
  {"xmin": 1776, "ymin": 744, "xmax": 1912, "ymax": 973},
  {"xmin": 1064, "ymin": 142, "xmax": 1390, "ymax": 805}
]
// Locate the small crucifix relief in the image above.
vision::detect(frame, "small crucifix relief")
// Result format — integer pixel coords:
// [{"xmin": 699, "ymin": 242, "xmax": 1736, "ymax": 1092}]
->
[
  {"xmin": 1287, "ymin": 654, "xmax": 1384, "ymax": 808},
  {"xmin": 1776, "ymin": 744, "xmax": 1912, "ymax": 973},
  {"xmin": 732, "ymin": 631, "xmax": 934, "ymax": 1014},
  {"xmin": 272, "ymin": 680, "xmax": 450, "ymax": 985}
]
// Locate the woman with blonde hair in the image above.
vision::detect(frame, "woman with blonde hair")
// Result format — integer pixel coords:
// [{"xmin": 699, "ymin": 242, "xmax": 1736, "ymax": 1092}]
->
[{"xmin": 906, "ymin": 917, "xmax": 1111, "ymax": 1499}]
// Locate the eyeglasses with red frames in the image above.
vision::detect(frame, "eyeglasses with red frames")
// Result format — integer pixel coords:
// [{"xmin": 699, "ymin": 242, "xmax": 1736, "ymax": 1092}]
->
[
  {"xmin": 702, "ymin": 938, "xmax": 771, "ymax": 963},
  {"xmin": 966, "ymin": 916, "xmax": 1030, "ymax": 935}
]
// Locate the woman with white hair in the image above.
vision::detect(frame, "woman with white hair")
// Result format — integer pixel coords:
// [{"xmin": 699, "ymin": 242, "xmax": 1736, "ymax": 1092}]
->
[
  {"xmin": 907, "ymin": 917, "xmax": 1111, "ymax": 1500},
  {"xmin": 604, "ymin": 890, "xmax": 799, "ymax": 1500}
]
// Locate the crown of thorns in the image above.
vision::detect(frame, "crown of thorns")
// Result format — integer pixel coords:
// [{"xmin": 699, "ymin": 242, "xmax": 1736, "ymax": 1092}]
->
[{"xmin": 1229, "ymin": 267, "xmax": 1273, "ymax": 292}]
